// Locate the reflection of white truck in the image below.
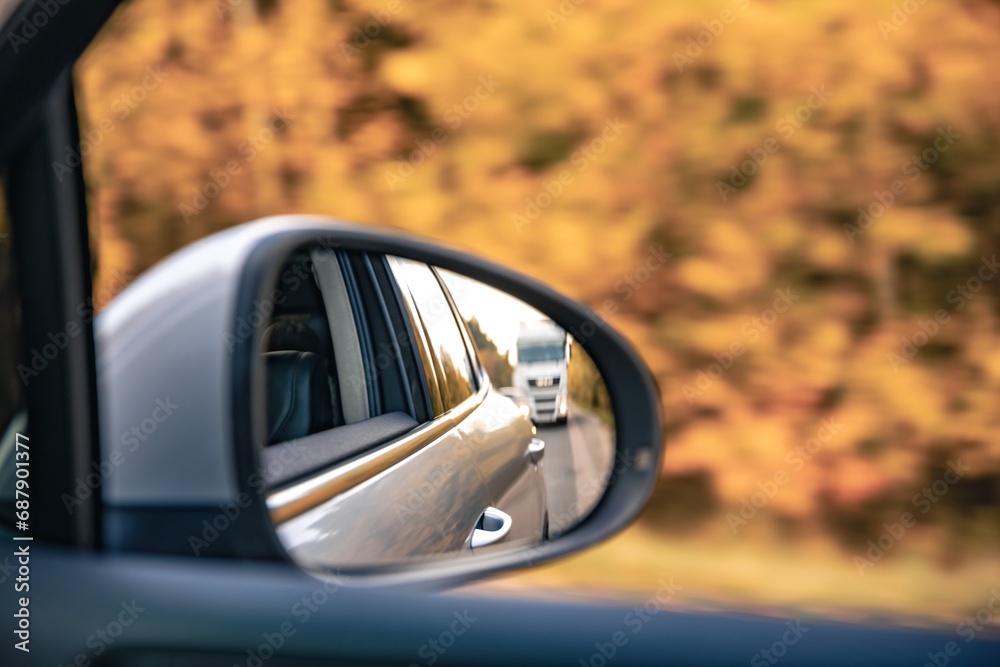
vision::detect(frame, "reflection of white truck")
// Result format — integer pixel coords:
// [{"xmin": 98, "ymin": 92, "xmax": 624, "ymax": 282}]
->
[{"xmin": 513, "ymin": 320, "xmax": 570, "ymax": 425}]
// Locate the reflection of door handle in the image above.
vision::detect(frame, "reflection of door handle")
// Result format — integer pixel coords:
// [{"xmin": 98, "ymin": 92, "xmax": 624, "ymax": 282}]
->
[
  {"xmin": 471, "ymin": 507, "xmax": 512, "ymax": 548},
  {"xmin": 526, "ymin": 438, "xmax": 545, "ymax": 464}
]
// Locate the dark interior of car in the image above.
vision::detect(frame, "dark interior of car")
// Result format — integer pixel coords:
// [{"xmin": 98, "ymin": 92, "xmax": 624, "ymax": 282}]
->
[
  {"xmin": 258, "ymin": 250, "xmax": 426, "ymax": 489},
  {"xmin": 262, "ymin": 253, "xmax": 343, "ymax": 445}
]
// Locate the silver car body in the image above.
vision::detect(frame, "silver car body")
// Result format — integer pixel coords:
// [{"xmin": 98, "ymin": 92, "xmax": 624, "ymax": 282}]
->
[{"xmin": 95, "ymin": 217, "xmax": 546, "ymax": 566}]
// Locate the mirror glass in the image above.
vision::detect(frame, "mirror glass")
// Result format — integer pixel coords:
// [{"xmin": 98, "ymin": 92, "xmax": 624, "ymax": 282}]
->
[{"xmin": 257, "ymin": 245, "xmax": 617, "ymax": 569}]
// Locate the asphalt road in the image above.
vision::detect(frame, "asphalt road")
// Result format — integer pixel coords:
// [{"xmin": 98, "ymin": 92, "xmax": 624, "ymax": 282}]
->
[{"xmin": 537, "ymin": 403, "xmax": 615, "ymax": 537}]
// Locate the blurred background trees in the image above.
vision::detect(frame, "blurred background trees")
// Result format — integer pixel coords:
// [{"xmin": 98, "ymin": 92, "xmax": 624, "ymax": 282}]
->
[
  {"xmin": 567, "ymin": 341, "xmax": 612, "ymax": 427},
  {"xmin": 76, "ymin": 0, "xmax": 1000, "ymax": 626},
  {"xmin": 466, "ymin": 317, "xmax": 512, "ymax": 388}
]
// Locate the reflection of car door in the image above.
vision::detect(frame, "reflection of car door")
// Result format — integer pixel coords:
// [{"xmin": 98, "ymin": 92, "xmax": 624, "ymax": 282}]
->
[
  {"xmin": 459, "ymin": 387, "xmax": 547, "ymax": 547},
  {"xmin": 271, "ymin": 252, "xmax": 493, "ymax": 567},
  {"xmin": 440, "ymin": 277, "xmax": 547, "ymax": 547},
  {"xmin": 384, "ymin": 257, "xmax": 506, "ymax": 550},
  {"xmin": 388, "ymin": 257, "xmax": 546, "ymax": 548}
]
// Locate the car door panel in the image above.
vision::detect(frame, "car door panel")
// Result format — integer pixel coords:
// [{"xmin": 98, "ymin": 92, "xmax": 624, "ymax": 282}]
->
[
  {"xmin": 410, "ymin": 265, "xmax": 546, "ymax": 548},
  {"xmin": 276, "ymin": 413, "xmax": 492, "ymax": 567},
  {"xmin": 462, "ymin": 388, "xmax": 545, "ymax": 546}
]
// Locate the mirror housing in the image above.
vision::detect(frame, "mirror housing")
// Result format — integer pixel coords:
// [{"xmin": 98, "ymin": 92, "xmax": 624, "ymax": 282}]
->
[{"xmin": 96, "ymin": 216, "xmax": 661, "ymax": 587}]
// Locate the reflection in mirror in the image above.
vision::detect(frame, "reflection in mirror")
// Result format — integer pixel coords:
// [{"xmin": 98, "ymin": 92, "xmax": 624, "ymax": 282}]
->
[
  {"xmin": 260, "ymin": 246, "xmax": 616, "ymax": 571},
  {"xmin": 440, "ymin": 270, "xmax": 616, "ymax": 539}
]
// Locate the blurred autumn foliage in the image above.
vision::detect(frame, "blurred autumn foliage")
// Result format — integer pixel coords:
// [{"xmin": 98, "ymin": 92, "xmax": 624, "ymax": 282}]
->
[
  {"xmin": 76, "ymin": 0, "xmax": 1000, "ymax": 620},
  {"xmin": 466, "ymin": 317, "xmax": 512, "ymax": 388},
  {"xmin": 568, "ymin": 341, "xmax": 613, "ymax": 427}
]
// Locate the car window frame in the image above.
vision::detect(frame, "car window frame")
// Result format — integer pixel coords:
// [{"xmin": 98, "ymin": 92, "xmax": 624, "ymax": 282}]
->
[
  {"xmin": 338, "ymin": 250, "xmax": 427, "ymax": 422},
  {"xmin": 388, "ymin": 257, "xmax": 447, "ymax": 416},
  {"xmin": 365, "ymin": 253, "xmax": 432, "ymax": 423},
  {"xmin": 335, "ymin": 250, "xmax": 381, "ymax": 416},
  {"xmin": 259, "ymin": 247, "xmax": 435, "ymax": 449},
  {"xmin": 0, "ymin": 72, "xmax": 103, "ymax": 548},
  {"xmin": 0, "ymin": 167, "xmax": 26, "ymax": 526},
  {"xmin": 431, "ymin": 266, "xmax": 483, "ymax": 393},
  {"xmin": 387, "ymin": 257, "xmax": 478, "ymax": 413}
]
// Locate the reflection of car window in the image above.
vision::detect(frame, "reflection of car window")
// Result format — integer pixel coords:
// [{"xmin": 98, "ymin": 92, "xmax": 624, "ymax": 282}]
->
[
  {"xmin": 0, "ymin": 173, "xmax": 27, "ymax": 524},
  {"xmin": 517, "ymin": 342, "xmax": 565, "ymax": 363},
  {"xmin": 388, "ymin": 258, "xmax": 475, "ymax": 413}
]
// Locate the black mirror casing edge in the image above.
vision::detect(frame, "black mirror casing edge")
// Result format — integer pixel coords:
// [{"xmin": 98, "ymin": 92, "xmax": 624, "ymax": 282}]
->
[{"xmin": 230, "ymin": 216, "xmax": 663, "ymax": 589}]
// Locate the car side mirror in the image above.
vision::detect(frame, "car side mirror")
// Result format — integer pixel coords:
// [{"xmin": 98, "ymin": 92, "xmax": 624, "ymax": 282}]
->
[{"xmin": 96, "ymin": 216, "xmax": 661, "ymax": 587}]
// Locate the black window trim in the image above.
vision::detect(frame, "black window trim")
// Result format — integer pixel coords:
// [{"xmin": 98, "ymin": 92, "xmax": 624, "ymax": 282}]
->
[
  {"xmin": 377, "ymin": 255, "xmax": 434, "ymax": 422},
  {"xmin": 2, "ymin": 71, "xmax": 102, "ymax": 547},
  {"xmin": 361, "ymin": 253, "xmax": 418, "ymax": 420},
  {"xmin": 337, "ymin": 250, "xmax": 380, "ymax": 417}
]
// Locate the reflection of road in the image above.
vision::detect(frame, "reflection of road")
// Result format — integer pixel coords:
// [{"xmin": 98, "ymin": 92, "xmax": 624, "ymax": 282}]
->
[{"xmin": 539, "ymin": 403, "xmax": 614, "ymax": 537}]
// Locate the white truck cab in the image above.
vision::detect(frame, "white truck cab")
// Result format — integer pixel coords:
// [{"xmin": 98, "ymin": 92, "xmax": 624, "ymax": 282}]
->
[{"xmin": 513, "ymin": 320, "xmax": 571, "ymax": 425}]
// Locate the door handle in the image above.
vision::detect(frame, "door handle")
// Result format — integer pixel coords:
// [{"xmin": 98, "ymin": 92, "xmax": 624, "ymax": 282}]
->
[
  {"xmin": 470, "ymin": 507, "xmax": 512, "ymax": 548},
  {"xmin": 525, "ymin": 438, "xmax": 545, "ymax": 464}
]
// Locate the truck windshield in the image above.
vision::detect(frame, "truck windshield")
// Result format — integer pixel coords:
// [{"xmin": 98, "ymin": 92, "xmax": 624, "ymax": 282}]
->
[{"xmin": 517, "ymin": 341, "xmax": 564, "ymax": 363}]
